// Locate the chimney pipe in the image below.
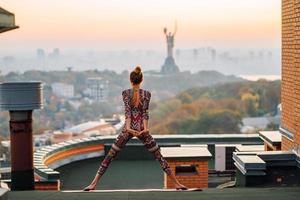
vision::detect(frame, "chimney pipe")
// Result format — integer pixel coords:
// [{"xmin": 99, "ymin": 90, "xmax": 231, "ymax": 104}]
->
[{"xmin": 0, "ymin": 82, "xmax": 43, "ymax": 190}]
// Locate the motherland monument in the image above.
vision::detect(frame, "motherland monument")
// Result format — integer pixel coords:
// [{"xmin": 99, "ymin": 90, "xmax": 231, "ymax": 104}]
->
[{"xmin": 161, "ymin": 22, "xmax": 180, "ymax": 74}]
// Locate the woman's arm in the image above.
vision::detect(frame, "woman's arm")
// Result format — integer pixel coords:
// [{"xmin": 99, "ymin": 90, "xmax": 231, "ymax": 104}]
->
[
  {"xmin": 141, "ymin": 91, "xmax": 151, "ymax": 133},
  {"xmin": 143, "ymin": 119, "xmax": 149, "ymax": 132},
  {"xmin": 122, "ymin": 90, "xmax": 139, "ymax": 136}
]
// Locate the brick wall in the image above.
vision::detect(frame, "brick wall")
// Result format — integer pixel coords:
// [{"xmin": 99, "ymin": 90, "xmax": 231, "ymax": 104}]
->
[
  {"xmin": 164, "ymin": 160, "xmax": 208, "ymax": 189},
  {"xmin": 281, "ymin": 0, "xmax": 300, "ymax": 151},
  {"xmin": 282, "ymin": 135, "xmax": 294, "ymax": 150},
  {"xmin": 264, "ymin": 142, "xmax": 281, "ymax": 151}
]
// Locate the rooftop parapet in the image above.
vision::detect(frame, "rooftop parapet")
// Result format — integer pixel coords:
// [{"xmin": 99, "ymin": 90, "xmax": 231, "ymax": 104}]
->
[
  {"xmin": 259, "ymin": 131, "xmax": 282, "ymax": 151},
  {"xmin": 233, "ymin": 151, "xmax": 299, "ymax": 187},
  {"xmin": 0, "ymin": 7, "xmax": 19, "ymax": 33}
]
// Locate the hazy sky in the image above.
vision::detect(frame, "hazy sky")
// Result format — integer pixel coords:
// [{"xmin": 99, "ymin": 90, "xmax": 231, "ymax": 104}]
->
[{"xmin": 1, "ymin": 0, "xmax": 281, "ymax": 51}]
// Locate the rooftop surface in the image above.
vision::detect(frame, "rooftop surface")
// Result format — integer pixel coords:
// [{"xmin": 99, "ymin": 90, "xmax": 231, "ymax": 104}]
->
[{"xmin": 8, "ymin": 187, "xmax": 300, "ymax": 200}]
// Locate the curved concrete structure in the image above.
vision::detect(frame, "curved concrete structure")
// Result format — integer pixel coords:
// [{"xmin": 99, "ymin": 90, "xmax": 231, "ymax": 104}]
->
[{"xmin": 33, "ymin": 134, "xmax": 262, "ymax": 184}]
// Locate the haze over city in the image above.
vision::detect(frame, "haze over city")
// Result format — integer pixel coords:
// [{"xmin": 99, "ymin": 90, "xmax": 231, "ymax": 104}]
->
[{"xmin": 0, "ymin": 0, "xmax": 281, "ymax": 76}]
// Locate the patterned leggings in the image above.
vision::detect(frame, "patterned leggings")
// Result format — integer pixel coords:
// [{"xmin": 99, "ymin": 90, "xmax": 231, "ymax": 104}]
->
[{"xmin": 97, "ymin": 130, "xmax": 172, "ymax": 176}]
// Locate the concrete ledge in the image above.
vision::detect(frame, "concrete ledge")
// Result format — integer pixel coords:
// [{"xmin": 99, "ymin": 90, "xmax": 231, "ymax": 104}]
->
[
  {"xmin": 236, "ymin": 145, "xmax": 264, "ymax": 152},
  {"xmin": 0, "ymin": 188, "xmax": 8, "ymax": 200},
  {"xmin": 234, "ymin": 150, "xmax": 300, "ymax": 187},
  {"xmin": 279, "ymin": 127, "xmax": 294, "ymax": 140},
  {"xmin": 233, "ymin": 151, "xmax": 296, "ymax": 167},
  {"xmin": 256, "ymin": 151, "xmax": 295, "ymax": 161},
  {"xmin": 234, "ymin": 155, "xmax": 266, "ymax": 170},
  {"xmin": 161, "ymin": 147, "xmax": 212, "ymax": 160},
  {"xmin": 234, "ymin": 161, "xmax": 266, "ymax": 176},
  {"xmin": 34, "ymin": 169, "xmax": 60, "ymax": 180},
  {"xmin": 259, "ymin": 131, "xmax": 281, "ymax": 146}
]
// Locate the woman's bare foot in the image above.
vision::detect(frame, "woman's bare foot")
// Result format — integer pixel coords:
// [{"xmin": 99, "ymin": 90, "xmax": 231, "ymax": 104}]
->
[
  {"xmin": 174, "ymin": 183, "xmax": 188, "ymax": 190},
  {"xmin": 83, "ymin": 183, "xmax": 96, "ymax": 191},
  {"xmin": 83, "ymin": 173, "xmax": 101, "ymax": 191}
]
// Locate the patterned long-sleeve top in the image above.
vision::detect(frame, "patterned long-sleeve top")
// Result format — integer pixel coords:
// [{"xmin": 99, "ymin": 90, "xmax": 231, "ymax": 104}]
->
[{"xmin": 122, "ymin": 88, "xmax": 151, "ymax": 131}]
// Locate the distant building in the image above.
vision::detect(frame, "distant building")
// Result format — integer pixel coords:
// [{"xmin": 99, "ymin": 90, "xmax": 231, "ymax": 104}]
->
[
  {"xmin": 242, "ymin": 117, "xmax": 270, "ymax": 130},
  {"xmin": 36, "ymin": 48, "xmax": 45, "ymax": 59},
  {"xmin": 49, "ymin": 48, "xmax": 60, "ymax": 59},
  {"xmin": 86, "ymin": 77, "xmax": 109, "ymax": 102},
  {"xmin": 2, "ymin": 56, "xmax": 15, "ymax": 65},
  {"xmin": 34, "ymin": 133, "xmax": 51, "ymax": 147},
  {"xmin": 241, "ymin": 104, "xmax": 281, "ymax": 134},
  {"xmin": 211, "ymin": 49, "xmax": 216, "ymax": 60},
  {"xmin": 53, "ymin": 48, "xmax": 60, "ymax": 57},
  {"xmin": 51, "ymin": 83, "xmax": 74, "ymax": 98},
  {"xmin": 50, "ymin": 131, "xmax": 73, "ymax": 144},
  {"xmin": 67, "ymin": 67, "xmax": 72, "ymax": 72},
  {"xmin": 64, "ymin": 119, "xmax": 116, "ymax": 137}
]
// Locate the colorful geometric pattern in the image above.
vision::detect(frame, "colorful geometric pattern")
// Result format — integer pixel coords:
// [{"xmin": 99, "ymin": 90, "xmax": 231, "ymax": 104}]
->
[{"xmin": 97, "ymin": 89, "xmax": 172, "ymax": 176}]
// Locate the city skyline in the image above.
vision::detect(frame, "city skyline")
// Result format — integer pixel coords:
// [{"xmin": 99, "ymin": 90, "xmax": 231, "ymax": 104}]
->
[{"xmin": 0, "ymin": 0, "xmax": 281, "ymax": 51}]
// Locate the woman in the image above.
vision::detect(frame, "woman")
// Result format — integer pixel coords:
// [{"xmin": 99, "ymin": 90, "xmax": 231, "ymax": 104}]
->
[{"xmin": 83, "ymin": 66, "xmax": 187, "ymax": 191}]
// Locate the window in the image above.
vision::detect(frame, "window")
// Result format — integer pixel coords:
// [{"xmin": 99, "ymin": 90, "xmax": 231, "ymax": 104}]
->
[{"xmin": 175, "ymin": 165, "xmax": 198, "ymax": 175}]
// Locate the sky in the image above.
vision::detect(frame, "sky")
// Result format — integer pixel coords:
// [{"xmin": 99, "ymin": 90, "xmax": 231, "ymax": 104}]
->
[{"xmin": 0, "ymin": 0, "xmax": 281, "ymax": 51}]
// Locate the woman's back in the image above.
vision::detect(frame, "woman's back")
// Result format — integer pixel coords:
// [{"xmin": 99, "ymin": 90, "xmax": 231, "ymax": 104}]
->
[{"xmin": 122, "ymin": 88, "xmax": 151, "ymax": 131}]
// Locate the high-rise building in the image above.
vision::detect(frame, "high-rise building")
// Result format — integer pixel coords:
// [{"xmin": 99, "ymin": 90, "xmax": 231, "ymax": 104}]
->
[
  {"xmin": 53, "ymin": 48, "xmax": 60, "ymax": 57},
  {"xmin": 86, "ymin": 77, "xmax": 109, "ymax": 102},
  {"xmin": 49, "ymin": 48, "xmax": 60, "ymax": 59},
  {"xmin": 36, "ymin": 48, "xmax": 45, "ymax": 59},
  {"xmin": 51, "ymin": 83, "xmax": 74, "ymax": 98}
]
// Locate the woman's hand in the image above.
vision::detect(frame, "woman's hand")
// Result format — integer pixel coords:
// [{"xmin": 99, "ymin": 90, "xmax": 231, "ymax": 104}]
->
[
  {"xmin": 127, "ymin": 128, "xmax": 149, "ymax": 137},
  {"xmin": 127, "ymin": 128, "xmax": 140, "ymax": 137},
  {"xmin": 138, "ymin": 129, "xmax": 149, "ymax": 136}
]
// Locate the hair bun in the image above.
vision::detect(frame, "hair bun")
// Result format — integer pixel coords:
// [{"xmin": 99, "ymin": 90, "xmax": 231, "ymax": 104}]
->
[{"xmin": 134, "ymin": 66, "xmax": 142, "ymax": 74}]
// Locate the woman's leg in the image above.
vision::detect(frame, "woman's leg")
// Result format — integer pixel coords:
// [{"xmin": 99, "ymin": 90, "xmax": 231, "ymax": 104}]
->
[
  {"xmin": 98, "ymin": 130, "xmax": 133, "ymax": 176},
  {"xmin": 84, "ymin": 130, "xmax": 133, "ymax": 190},
  {"xmin": 136, "ymin": 131, "xmax": 187, "ymax": 189}
]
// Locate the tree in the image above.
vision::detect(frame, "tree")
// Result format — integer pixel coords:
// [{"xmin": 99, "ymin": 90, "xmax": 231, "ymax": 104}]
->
[{"xmin": 179, "ymin": 110, "xmax": 242, "ymax": 134}]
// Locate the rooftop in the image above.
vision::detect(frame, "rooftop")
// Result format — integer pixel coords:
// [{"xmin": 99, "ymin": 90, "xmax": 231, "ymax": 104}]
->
[{"xmin": 7, "ymin": 187, "xmax": 300, "ymax": 200}]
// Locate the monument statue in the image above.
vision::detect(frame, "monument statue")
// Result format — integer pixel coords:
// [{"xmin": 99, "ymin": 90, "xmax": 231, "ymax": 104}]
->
[
  {"xmin": 161, "ymin": 22, "xmax": 180, "ymax": 74},
  {"xmin": 164, "ymin": 26, "xmax": 176, "ymax": 57}
]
